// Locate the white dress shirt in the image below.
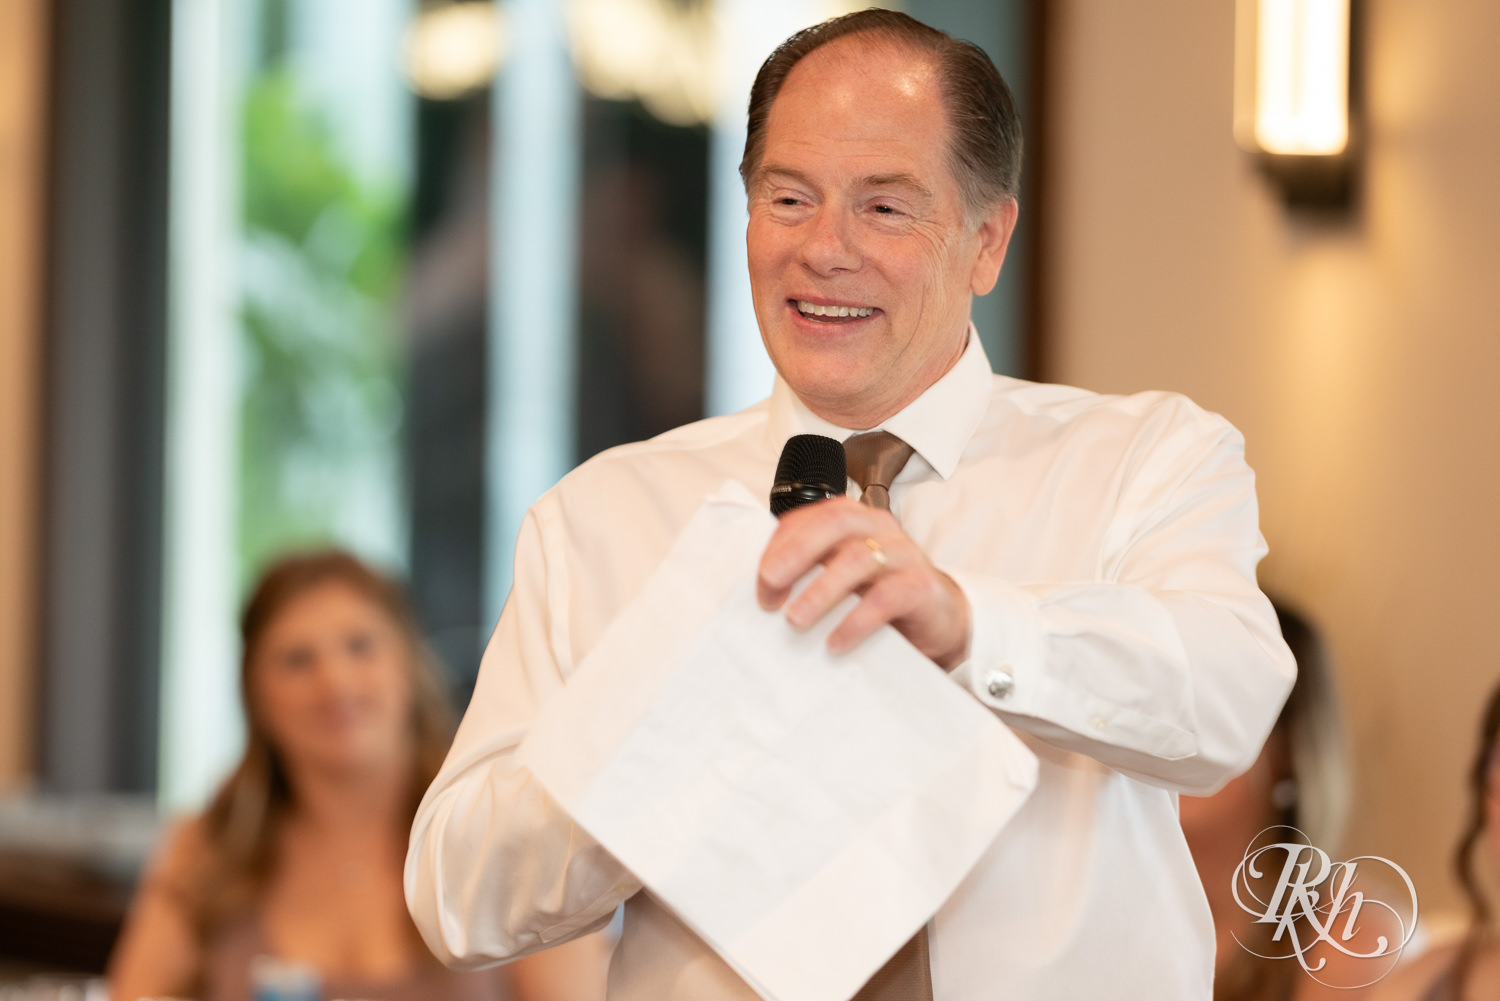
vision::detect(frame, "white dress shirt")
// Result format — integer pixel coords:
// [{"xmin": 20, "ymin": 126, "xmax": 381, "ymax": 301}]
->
[{"xmin": 404, "ymin": 332, "xmax": 1296, "ymax": 1000}]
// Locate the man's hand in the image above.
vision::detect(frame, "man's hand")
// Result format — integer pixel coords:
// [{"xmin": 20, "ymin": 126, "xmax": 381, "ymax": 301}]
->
[{"xmin": 757, "ymin": 496, "xmax": 971, "ymax": 670}]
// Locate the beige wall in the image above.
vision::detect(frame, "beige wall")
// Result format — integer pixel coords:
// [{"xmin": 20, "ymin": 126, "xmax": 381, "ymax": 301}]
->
[
  {"xmin": 1046, "ymin": 0, "xmax": 1500, "ymax": 922},
  {"xmin": 0, "ymin": 0, "xmax": 48, "ymax": 787}
]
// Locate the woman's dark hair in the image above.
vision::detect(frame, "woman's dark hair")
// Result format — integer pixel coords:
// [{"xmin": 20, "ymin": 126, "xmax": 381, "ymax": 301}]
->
[
  {"xmin": 739, "ymin": 8, "xmax": 1023, "ymax": 220},
  {"xmin": 1450, "ymin": 680, "xmax": 1500, "ymax": 997},
  {"xmin": 1273, "ymin": 601, "xmax": 1348, "ymax": 851}
]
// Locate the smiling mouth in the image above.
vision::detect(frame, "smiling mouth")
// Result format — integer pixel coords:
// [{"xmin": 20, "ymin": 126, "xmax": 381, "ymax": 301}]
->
[{"xmin": 794, "ymin": 299, "xmax": 876, "ymax": 323}]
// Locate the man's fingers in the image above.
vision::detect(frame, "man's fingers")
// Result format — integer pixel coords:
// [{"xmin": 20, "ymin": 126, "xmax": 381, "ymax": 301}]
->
[
  {"xmin": 757, "ymin": 499, "xmax": 893, "ymax": 608},
  {"xmin": 754, "ymin": 497, "xmax": 969, "ymax": 667},
  {"xmin": 831, "ymin": 568, "xmax": 970, "ymax": 667},
  {"xmin": 784, "ymin": 534, "xmax": 896, "ymax": 630},
  {"xmin": 825, "ymin": 570, "xmax": 922, "ymax": 654}
]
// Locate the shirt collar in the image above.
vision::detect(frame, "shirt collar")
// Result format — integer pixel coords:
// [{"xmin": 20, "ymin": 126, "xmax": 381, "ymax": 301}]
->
[{"xmin": 764, "ymin": 324, "xmax": 993, "ymax": 480}]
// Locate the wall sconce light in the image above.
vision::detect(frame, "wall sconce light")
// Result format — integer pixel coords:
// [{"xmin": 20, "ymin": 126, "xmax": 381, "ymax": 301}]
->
[{"xmin": 1234, "ymin": 0, "xmax": 1356, "ymax": 208}]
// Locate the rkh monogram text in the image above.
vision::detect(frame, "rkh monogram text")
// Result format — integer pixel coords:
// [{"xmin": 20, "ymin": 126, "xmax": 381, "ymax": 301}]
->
[{"xmin": 1232, "ymin": 827, "xmax": 1419, "ymax": 989}]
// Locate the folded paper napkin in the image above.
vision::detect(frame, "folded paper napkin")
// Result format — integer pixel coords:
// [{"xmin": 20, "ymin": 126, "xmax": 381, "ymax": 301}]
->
[{"xmin": 519, "ymin": 481, "xmax": 1039, "ymax": 1001}]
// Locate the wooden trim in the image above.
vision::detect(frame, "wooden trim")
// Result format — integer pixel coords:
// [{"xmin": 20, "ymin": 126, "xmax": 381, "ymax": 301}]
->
[
  {"xmin": 1022, "ymin": 0, "xmax": 1051, "ymax": 382},
  {"xmin": 0, "ymin": 0, "xmax": 52, "ymax": 786}
]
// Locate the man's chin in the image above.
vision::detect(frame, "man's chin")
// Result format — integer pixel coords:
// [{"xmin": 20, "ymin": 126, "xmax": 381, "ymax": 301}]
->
[{"xmin": 782, "ymin": 373, "xmax": 895, "ymax": 428}]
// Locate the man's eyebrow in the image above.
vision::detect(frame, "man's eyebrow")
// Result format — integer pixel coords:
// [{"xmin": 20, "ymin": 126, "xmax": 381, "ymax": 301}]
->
[
  {"xmin": 757, "ymin": 165, "xmax": 813, "ymax": 187},
  {"xmin": 755, "ymin": 166, "xmax": 934, "ymax": 201},
  {"xmin": 861, "ymin": 172, "xmax": 933, "ymax": 199}
]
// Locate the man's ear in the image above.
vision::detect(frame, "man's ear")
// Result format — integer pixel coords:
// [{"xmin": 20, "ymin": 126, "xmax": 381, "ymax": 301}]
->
[{"xmin": 968, "ymin": 198, "xmax": 1019, "ymax": 296}]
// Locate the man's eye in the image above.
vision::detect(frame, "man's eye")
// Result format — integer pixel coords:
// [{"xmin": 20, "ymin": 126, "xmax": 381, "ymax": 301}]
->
[
  {"xmin": 872, "ymin": 203, "xmax": 898, "ymax": 215},
  {"xmin": 776, "ymin": 197, "xmax": 801, "ymax": 206}
]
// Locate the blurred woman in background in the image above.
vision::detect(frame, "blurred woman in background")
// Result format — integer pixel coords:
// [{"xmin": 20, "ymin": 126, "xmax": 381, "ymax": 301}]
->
[{"xmin": 108, "ymin": 550, "xmax": 607, "ymax": 1001}]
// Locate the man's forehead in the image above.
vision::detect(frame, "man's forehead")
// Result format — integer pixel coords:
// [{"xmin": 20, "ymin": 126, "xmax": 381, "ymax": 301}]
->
[
  {"xmin": 767, "ymin": 40, "xmax": 945, "ymax": 140},
  {"xmin": 779, "ymin": 32, "xmax": 939, "ymax": 98},
  {"xmin": 756, "ymin": 37, "xmax": 951, "ymax": 186}
]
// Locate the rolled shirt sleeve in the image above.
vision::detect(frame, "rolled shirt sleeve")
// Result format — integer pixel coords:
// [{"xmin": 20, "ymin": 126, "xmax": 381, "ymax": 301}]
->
[{"xmin": 946, "ymin": 405, "xmax": 1295, "ymax": 795}]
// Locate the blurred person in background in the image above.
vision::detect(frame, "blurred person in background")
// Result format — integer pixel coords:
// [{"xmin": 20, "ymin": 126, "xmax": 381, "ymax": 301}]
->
[
  {"xmin": 108, "ymin": 550, "xmax": 609, "ymax": 1001},
  {"xmin": 1371, "ymin": 677, "xmax": 1500, "ymax": 1001},
  {"xmin": 1181, "ymin": 600, "xmax": 1394, "ymax": 1000}
]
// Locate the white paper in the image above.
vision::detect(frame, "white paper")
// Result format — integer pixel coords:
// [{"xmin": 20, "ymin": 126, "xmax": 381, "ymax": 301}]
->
[{"xmin": 519, "ymin": 481, "xmax": 1038, "ymax": 1001}]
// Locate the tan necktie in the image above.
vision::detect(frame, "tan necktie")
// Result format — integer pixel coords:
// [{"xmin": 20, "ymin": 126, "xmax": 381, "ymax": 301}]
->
[
  {"xmin": 843, "ymin": 430, "xmax": 932, "ymax": 1001},
  {"xmin": 844, "ymin": 431, "xmax": 915, "ymax": 513}
]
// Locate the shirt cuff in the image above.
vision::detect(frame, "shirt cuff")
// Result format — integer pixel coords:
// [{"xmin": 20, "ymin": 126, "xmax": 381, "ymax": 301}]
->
[
  {"xmin": 943, "ymin": 568, "xmax": 1046, "ymax": 716},
  {"xmin": 942, "ymin": 569, "xmax": 1198, "ymax": 761}
]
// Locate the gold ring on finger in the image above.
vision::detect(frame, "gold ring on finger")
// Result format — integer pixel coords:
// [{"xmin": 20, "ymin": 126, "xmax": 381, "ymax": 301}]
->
[{"xmin": 864, "ymin": 537, "xmax": 888, "ymax": 569}]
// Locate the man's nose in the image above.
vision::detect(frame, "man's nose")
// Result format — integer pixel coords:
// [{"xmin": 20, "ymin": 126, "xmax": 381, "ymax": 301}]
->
[{"xmin": 799, "ymin": 206, "xmax": 860, "ymax": 275}]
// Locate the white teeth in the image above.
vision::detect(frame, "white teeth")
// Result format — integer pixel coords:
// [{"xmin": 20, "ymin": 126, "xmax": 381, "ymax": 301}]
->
[{"xmin": 796, "ymin": 300, "xmax": 873, "ymax": 318}]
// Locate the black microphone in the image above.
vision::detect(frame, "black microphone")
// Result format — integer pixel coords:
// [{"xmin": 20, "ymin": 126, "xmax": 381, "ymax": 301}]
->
[{"xmin": 770, "ymin": 434, "xmax": 847, "ymax": 516}]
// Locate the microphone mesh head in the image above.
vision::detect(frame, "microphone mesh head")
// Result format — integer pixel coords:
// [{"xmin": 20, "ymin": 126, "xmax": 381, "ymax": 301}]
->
[{"xmin": 770, "ymin": 434, "xmax": 847, "ymax": 516}]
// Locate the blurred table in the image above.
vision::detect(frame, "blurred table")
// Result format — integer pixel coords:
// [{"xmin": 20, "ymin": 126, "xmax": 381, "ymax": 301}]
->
[{"xmin": 0, "ymin": 794, "xmax": 159, "ymax": 974}]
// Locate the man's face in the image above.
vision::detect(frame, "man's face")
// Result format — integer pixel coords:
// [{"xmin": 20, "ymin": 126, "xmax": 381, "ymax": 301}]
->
[{"xmin": 746, "ymin": 36, "xmax": 1016, "ymax": 428}]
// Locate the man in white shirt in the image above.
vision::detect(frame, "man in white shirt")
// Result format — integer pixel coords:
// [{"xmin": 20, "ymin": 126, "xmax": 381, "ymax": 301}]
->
[{"xmin": 405, "ymin": 10, "xmax": 1296, "ymax": 999}]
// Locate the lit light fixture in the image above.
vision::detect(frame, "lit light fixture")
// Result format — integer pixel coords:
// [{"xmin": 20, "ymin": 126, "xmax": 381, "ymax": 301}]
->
[
  {"xmin": 564, "ymin": 0, "xmax": 863, "ymax": 129},
  {"xmin": 403, "ymin": 2, "xmax": 508, "ymax": 101},
  {"xmin": 566, "ymin": 0, "xmax": 717, "ymax": 127},
  {"xmin": 1234, "ymin": 0, "xmax": 1356, "ymax": 207}
]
